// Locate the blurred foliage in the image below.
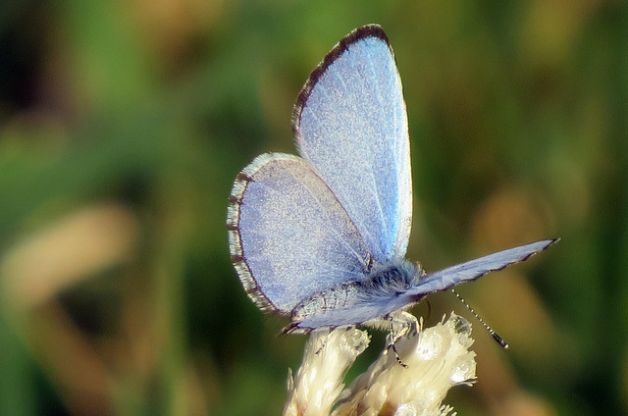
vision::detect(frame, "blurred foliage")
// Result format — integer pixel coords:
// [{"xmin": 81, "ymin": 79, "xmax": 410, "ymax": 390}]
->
[{"xmin": 0, "ymin": 0, "xmax": 626, "ymax": 415}]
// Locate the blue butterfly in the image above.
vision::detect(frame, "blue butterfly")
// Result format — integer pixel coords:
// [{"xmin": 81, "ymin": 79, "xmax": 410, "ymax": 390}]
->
[{"xmin": 227, "ymin": 24, "xmax": 557, "ymax": 337}]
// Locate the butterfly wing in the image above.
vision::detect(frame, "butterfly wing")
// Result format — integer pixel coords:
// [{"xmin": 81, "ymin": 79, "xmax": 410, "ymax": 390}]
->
[
  {"xmin": 293, "ymin": 25, "xmax": 412, "ymax": 264},
  {"xmin": 227, "ymin": 153, "xmax": 371, "ymax": 314},
  {"xmin": 409, "ymin": 239, "xmax": 559, "ymax": 296},
  {"xmin": 285, "ymin": 240, "xmax": 558, "ymax": 331},
  {"xmin": 285, "ymin": 303, "xmax": 405, "ymax": 334}
]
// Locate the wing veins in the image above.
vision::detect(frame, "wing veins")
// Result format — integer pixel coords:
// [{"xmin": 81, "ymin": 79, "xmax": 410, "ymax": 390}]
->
[
  {"xmin": 248, "ymin": 179, "xmax": 368, "ymax": 271},
  {"xmin": 283, "ymin": 169, "xmax": 369, "ymax": 269},
  {"xmin": 362, "ymin": 46, "xmax": 391, "ymax": 248},
  {"xmin": 316, "ymin": 262, "xmax": 364, "ymax": 278}
]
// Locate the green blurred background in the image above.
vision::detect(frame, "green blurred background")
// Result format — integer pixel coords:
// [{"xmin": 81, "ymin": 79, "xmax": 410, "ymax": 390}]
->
[{"xmin": 1, "ymin": 1, "xmax": 626, "ymax": 415}]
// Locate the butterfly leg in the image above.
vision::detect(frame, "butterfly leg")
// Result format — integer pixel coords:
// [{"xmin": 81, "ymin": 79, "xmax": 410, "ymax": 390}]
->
[{"xmin": 385, "ymin": 311, "xmax": 420, "ymax": 367}]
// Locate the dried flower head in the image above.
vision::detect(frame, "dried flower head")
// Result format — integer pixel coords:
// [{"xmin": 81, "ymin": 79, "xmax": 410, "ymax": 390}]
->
[
  {"xmin": 284, "ymin": 313, "xmax": 476, "ymax": 416},
  {"xmin": 334, "ymin": 313, "xmax": 476, "ymax": 416},
  {"xmin": 284, "ymin": 327, "xmax": 371, "ymax": 416}
]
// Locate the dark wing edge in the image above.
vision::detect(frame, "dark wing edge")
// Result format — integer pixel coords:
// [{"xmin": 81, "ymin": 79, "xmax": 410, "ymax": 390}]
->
[
  {"xmin": 291, "ymin": 24, "xmax": 392, "ymax": 137},
  {"xmin": 226, "ymin": 153, "xmax": 285, "ymax": 313}
]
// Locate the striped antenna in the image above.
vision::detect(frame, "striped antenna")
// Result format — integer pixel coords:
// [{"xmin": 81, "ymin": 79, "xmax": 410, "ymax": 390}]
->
[{"xmin": 451, "ymin": 289, "xmax": 509, "ymax": 349}]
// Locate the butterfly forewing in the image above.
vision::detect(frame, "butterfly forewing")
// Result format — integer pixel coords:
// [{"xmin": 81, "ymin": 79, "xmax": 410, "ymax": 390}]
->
[
  {"xmin": 409, "ymin": 239, "xmax": 559, "ymax": 296},
  {"xmin": 294, "ymin": 25, "xmax": 412, "ymax": 264},
  {"xmin": 227, "ymin": 153, "xmax": 371, "ymax": 313}
]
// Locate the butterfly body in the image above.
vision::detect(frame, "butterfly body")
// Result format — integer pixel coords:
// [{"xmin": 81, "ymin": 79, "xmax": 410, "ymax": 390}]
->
[
  {"xmin": 287, "ymin": 260, "xmax": 422, "ymax": 333},
  {"xmin": 227, "ymin": 25, "xmax": 557, "ymax": 335}
]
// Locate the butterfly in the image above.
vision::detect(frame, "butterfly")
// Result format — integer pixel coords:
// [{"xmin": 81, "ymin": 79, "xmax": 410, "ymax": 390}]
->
[{"xmin": 227, "ymin": 24, "xmax": 557, "ymax": 338}]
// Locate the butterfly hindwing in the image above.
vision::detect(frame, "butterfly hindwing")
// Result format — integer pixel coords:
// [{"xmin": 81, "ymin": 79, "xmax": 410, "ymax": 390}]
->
[{"xmin": 227, "ymin": 153, "xmax": 371, "ymax": 313}]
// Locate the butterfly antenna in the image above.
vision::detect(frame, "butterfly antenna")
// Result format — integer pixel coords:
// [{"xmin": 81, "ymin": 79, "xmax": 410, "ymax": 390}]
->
[{"xmin": 451, "ymin": 289, "xmax": 509, "ymax": 349}]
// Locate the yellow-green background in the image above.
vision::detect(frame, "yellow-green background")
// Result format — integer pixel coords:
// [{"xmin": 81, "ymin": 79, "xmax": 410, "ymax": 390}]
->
[{"xmin": 1, "ymin": 1, "xmax": 626, "ymax": 415}]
